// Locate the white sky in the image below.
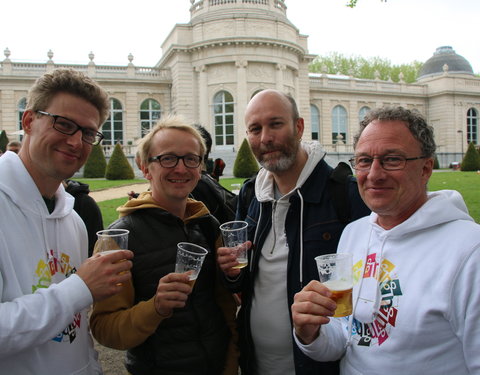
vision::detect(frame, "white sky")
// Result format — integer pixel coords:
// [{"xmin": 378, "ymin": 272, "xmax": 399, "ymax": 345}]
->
[{"xmin": 1, "ymin": 0, "xmax": 478, "ymax": 73}]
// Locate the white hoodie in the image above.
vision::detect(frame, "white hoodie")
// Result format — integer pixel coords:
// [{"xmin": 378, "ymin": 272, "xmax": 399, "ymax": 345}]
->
[
  {"xmin": 250, "ymin": 142, "xmax": 326, "ymax": 375},
  {"xmin": 296, "ymin": 190, "xmax": 480, "ymax": 375},
  {"xmin": 0, "ymin": 152, "xmax": 100, "ymax": 374}
]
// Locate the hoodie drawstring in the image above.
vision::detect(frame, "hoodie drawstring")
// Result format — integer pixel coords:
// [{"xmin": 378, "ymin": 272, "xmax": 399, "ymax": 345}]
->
[{"xmin": 297, "ymin": 190, "xmax": 305, "ymax": 288}]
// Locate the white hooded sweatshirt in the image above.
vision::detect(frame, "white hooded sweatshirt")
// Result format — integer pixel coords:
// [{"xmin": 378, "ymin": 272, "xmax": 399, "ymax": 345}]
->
[
  {"xmin": 250, "ymin": 142, "xmax": 326, "ymax": 375},
  {"xmin": 0, "ymin": 152, "xmax": 100, "ymax": 374},
  {"xmin": 296, "ymin": 190, "xmax": 480, "ymax": 375}
]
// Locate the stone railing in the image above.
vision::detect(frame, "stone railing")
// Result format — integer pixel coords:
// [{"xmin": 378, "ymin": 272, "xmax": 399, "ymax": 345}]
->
[
  {"xmin": 309, "ymin": 74, "xmax": 426, "ymax": 95},
  {"xmin": 191, "ymin": 0, "xmax": 286, "ymax": 14},
  {"xmin": 0, "ymin": 60, "xmax": 171, "ymax": 81}
]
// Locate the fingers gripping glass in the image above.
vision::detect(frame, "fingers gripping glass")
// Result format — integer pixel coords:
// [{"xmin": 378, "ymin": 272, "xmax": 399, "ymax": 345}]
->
[
  {"xmin": 148, "ymin": 154, "xmax": 202, "ymax": 168},
  {"xmin": 36, "ymin": 110, "xmax": 104, "ymax": 145},
  {"xmin": 349, "ymin": 155, "xmax": 426, "ymax": 171}
]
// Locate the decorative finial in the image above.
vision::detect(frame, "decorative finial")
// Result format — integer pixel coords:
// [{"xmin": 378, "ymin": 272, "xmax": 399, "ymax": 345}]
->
[
  {"xmin": 443, "ymin": 63, "xmax": 449, "ymax": 73},
  {"xmin": 4, "ymin": 47, "xmax": 11, "ymax": 59},
  {"xmin": 89, "ymin": 51, "xmax": 95, "ymax": 62},
  {"xmin": 128, "ymin": 53, "xmax": 134, "ymax": 63},
  {"xmin": 47, "ymin": 49, "xmax": 54, "ymax": 61}
]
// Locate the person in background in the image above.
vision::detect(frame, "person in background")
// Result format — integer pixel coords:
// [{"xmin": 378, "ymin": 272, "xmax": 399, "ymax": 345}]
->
[
  {"xmin": 191, "ymin": 123, "xmax": 237, "ymax": 224},
  {"xmin": 217, "ymin": 89, "xmax": 370, "ymax": 375},
  {"xmin": 6, "ymin": 140, "xmax": 21, "ymax": 153},
  {"xmin": 292, "ymin": 106, "xmax": 480, "ymax": 374},
  {"xmin": 90, "ymin": 116, "xmax": 238, "ymax": 375},
  {"xmin": 64, "ymin": 179, "xmax": 104, "ymax": 257},
  {"xmin": 0, "ymin": 68, "xmax": 133, "ymax": 374}
]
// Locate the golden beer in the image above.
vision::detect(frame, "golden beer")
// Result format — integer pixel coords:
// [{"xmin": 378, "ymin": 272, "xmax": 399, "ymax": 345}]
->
[
  {"xmin": 324, "ymin": 280, "xmax": 353, "ymax": 317},
  {"xmin": 232, "ymin": 261, "xmax": 248, "ymax": 269}
]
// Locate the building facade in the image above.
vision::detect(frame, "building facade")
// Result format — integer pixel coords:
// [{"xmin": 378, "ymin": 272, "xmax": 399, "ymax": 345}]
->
[{"xmin": 1, "ymin": 0, "xmax": 479, "ymax": 173}]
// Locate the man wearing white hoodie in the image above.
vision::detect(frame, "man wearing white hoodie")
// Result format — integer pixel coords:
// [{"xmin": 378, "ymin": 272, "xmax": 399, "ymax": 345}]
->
[
  {"xmin": 0, "ymin": 69, "xmax": 133, "ymax": 374},
  {"xmin": 292, "ymin": 106, "xmax": 480, "ymax": 374},
  {"xmin": 218, "ymin": 89, "xmax": 370, "ymax": 375}
]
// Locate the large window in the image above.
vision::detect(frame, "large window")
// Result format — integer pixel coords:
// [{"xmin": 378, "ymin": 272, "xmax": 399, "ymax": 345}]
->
[
  {"xmin": 467, "ymin": 108, "xmax": 478, "ymax": 145},
  {"xmin": 102, "ymin": 98, "xmax": 123, "ymax": 145},
  {"xmin": 18, "ymin": 98, "xmax": 27, "ymax": 140},
  {"xmin": 332, "ymin": 105, "xmax": 347, "ymax": 144},
  {"xmin": 213, "ymin": 91, "xmax": 234, "ymax": 146},
  {"xmin": 358, "ymin": 106, "xmax": 371, "ymax": 124},
  {"xmin": 140, "ymin": 99, "xmax": 162, "ymax": 137},
  {"xmin": 310, "ymin": 104, "xmax": 320, "ymax": 140}
]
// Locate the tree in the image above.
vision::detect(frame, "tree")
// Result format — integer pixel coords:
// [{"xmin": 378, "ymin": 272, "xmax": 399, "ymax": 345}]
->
[
  {"xmin": 460, "ymin": 142, "xmax": 480, "ymax": 171},
  {"xmin": 83, "ymin": 144, "xmax": 107, "ymax": 178},
  {"xmin": 309, "ymin": 52, "xmax": 423, "ymax": 83},
  {"xmin": 346, "ymin": 0, "xmax": 387, "ymax": 8},
  {"xmin": 233, "ymin": 139, "xmax": 259, "ymax": 178},
  {"xmin": 105, "ymin": 143, "xmax": 135, "ymax": 180},
  {"xmin": 0, "ymin": 130, "xmax": 9, "ymax": 153}
]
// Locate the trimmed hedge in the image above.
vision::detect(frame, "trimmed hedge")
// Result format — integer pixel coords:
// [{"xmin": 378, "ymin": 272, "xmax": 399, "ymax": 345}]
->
[
  {"xmin": 84, "ymin": 144, "xmax": 107, "ymax": 178},
  {"xmin": 461, "ymin": 142, "xmax": 480, "ymax": 171},
  {"xmin": 233, "ymin": 138, "xmax": 259, "ymax": 178},
  {"xmin": 0, "ymin": 130, "xmax": 9, "ymax": 153},
  {"xmin": 105, "ymin": 143, "xmax": 135, "ymax": 180}
]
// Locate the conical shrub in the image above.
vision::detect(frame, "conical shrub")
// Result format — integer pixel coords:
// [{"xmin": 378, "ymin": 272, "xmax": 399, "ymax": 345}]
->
[
  {"xmin": 0, "ymin": 130, "xmax": 9, "ymax": 153},
  {"xmin": 433, "ymin": 155, "xmax": 440, "ymax": 169},
  {"xmin": 105, "ymin": 143, "xmax": 135, "ymax": 180},
  {"xmin": 84, "ymin": 144, "xmax": 107, "ymax": 178},
  {"xmin": 460, "ymin": 142, "xmax": 480, "ymax": 171},
  {"xmin": 233, "ymin": 138, "xmax": 259, "ymax": 178}
]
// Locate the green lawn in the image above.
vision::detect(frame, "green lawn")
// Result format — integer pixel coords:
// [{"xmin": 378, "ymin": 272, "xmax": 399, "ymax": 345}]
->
[
  {"xmin": 84, "ymin": 172, "xmax": 480, "ymax": 227},
  {"xmin": 73, "ymin": 178, "xmax": 145, "ymax": 191}
]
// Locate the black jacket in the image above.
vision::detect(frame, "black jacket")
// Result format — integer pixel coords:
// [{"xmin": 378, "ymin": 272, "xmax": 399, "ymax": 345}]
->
[
  {"xmin": 64, "ymin": 179, "xmax": 103, "ymax": 257},
  {"xmin": 233, "ymin": 159, "xmax": 370, "ymax": 375}
]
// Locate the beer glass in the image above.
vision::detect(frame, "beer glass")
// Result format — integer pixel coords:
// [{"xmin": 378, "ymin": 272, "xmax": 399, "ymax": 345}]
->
[
  {"xmin": 94, "ymin": 229, "xmax": 129, "ymax": 255},
  {"xmin": 175, "ymin": 242, "xmax": 208, "ymax": 287},
  {"xmin": 219, "ymin": 220, "xmax": 249, "ymax": 269},
  {"xmin": 315, "ymin": 253, "xmax": 353, "ymax": 317}
]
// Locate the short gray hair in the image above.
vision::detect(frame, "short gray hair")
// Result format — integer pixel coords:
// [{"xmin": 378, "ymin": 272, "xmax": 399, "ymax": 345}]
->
[{"xmin": 355, "ymin": 106, "xmax": 436, "ymax": 157}]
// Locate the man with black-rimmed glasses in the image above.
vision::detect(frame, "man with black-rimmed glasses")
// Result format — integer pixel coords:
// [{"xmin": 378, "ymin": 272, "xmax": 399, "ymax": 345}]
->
[
  {"xmin": 90, "ymin": 116, "xmax": 238, "ymax": 375},
  {"xmin": 0, "ymin": 68, "xmax": 133, "ymax": 374}
]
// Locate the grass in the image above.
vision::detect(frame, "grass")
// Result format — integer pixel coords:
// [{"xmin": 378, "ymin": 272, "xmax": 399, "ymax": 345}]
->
[
  {"xmin": 428, "ymin": 171, "xmax": 480, "ymax": 223},
  {"xmin": 81, "ymin": 172, "xmax": 480, "ymax": 228}
]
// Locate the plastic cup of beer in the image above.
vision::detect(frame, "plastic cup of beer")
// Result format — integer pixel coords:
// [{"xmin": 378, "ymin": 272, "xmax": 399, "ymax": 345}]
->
[
  {"xmin": 175, "ymin": 242, "xmax": 209, "ymax": 287},
  {"xmin": 315, "ymin": 253, "xmax": 353, "ymax": 317},
  {"xmin": 94, "ymin": 229, "xmax": 129, "ymax": 255},
  {"xmin": 219, "ymin": 220, "xmax": 248, "ymax": 269}
]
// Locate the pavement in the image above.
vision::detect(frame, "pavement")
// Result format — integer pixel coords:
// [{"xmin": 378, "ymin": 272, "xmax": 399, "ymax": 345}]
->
[{"xmin": 90, "ymin": 182, "xmax": 150, "ymax": 202}]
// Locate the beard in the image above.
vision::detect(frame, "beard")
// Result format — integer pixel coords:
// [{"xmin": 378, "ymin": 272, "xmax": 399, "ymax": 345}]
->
[{"xmin": 257, "ymin": 139, "xmax": 300, "ymax": 173}]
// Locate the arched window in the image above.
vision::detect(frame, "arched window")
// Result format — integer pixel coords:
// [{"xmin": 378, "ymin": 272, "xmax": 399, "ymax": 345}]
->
[
  {"xmin": 102, "ymin": 98, "xmax": 123, "ymax": 145},
  {"xmin": 467, "ymin": 108, "xmax": 478, "ymax": 145},
  {"xmin": 358, "ymin": 106, "xmax": 371, "ymax": 124},
  {"xmin": 140, "ymin": 99, "xmax": 161, "ymax": 137},
  {"xmin": 332, "ymin": 105, "xmax": 347, "ymax": 144},
  {"xmin": 251, "ymin": 89, "xmax": 263, "ymax": 99},
  {"xmin": 17, "ymin": 98, "xmax": 27, "ymax": 140},
  {"xmin": 213, "ymin": 91, "xmax": 234, "ymax": 146},
  {"xmin": 310, "ymin": 104, "xmax": 320, "ymax": 140}
]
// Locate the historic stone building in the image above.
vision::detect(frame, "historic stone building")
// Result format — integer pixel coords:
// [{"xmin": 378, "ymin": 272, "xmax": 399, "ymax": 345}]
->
[{"xmin": 1, "ymin": 0, "xmax": 479, "ymax": 173}]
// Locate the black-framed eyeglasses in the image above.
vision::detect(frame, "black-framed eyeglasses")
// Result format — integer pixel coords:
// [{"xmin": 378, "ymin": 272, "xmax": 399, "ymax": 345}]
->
[
  {"xmin": 349, "ymin": 154, "xmax": 427, "ymax": 171},
  {"xmin": 148, "ymin": 153, "xmax": 202, "ymax": 169},
  {"xmin": 36, "ymin": 110, "xmax": 104, "ymax": 146}
]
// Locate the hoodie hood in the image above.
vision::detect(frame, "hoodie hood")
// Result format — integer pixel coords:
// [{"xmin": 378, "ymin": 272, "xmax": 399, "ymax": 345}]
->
[
  {"xmin": 117, "ymin": 190, "xmax": 209, "ymax": 220},
  {"xmin": 0, "ymin": 151, "xmax": 74, "ymax": 219},
  {"xmin": 369, "ymin": 189, "xmax": 473, "ymax": 238},
  {"xmin": 255, "ymin": 141, "xmax": 326, "ymax": 202}
]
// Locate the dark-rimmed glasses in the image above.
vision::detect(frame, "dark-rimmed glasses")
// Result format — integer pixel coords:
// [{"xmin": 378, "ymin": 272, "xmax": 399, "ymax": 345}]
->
[
  {"xmin": 36, "ymin": 110, "xmax": 104, "ymax": 146},
  {"xmin": 349, "ymin": 155, "xmax": 426, "ymax": 171},
  {"xmin": 148, "ymin": 154, "xmax": 202, "ymax": 169}
]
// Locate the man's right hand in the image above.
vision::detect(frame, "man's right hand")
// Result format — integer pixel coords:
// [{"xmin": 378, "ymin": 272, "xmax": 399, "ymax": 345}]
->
[
  {"xmin": 154, "ymin": 273, "xmax": 193, "ymax": 317},
  {"xmin": 76, "ymin": 250, "xmax": 134, "ymax": 302},
  {"xmin": 291, "ymin": 280, "xmax": 337, "ymax": 345},
  {"xmin": 216, "ymin": 241, "xmax": 252, "ymax": 278}
]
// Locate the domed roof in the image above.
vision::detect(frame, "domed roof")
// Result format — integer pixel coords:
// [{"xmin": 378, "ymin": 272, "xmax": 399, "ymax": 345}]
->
[{"xmin": 418, "ymin": 46, "xmax": 474, "ymax": 79}]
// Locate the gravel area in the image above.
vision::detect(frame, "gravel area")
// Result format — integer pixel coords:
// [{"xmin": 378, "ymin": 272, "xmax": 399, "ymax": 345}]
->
[
  {"xmin": 95, "ymin": 339, "xmax": 128, "ymax": 375},
  {"xmin": 89, "ymin": 183, "xmax": 150, "ymax": 203}
]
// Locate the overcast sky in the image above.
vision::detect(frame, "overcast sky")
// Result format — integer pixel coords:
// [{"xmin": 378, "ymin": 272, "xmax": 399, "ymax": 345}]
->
[{"xmin": 1, "ymin": 0, "xmax": 478, "ymax": 73}]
